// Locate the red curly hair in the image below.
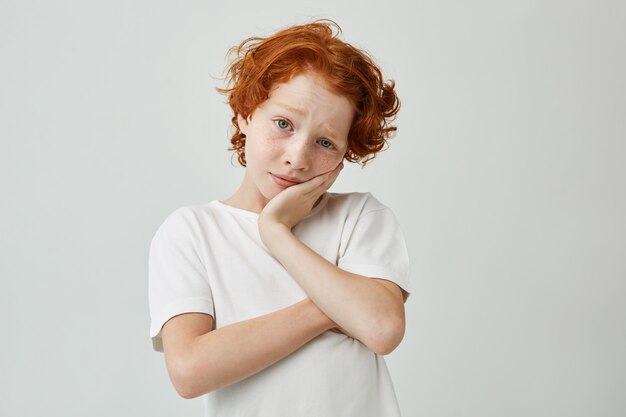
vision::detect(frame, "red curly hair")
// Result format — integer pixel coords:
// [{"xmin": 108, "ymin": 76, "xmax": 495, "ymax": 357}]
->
[{"xmin": 216, "ymin": 19, "xmax": 400, "ymax": 167}]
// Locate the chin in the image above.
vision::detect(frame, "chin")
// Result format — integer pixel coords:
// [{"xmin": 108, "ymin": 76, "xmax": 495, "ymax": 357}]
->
[
  {"xmin": 257, "ymin": 183, "xmax": 280, "ymax": 202},
  {"xmin": 252, "ymin": 173, "xmax": 285, "ymax": 203}
]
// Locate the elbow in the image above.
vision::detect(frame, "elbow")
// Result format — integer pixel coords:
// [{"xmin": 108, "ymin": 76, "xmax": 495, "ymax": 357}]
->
[
  {"xmin": 172, "ymin": 367, "xmax": 213, "ymax": 399},
  {"xmin": 168, "ymin": 357, "xmax": 214, "ymax": 399},
  {"xmin": 176, "ymin": 385, "xmax": 200, "ymax": 400},
  {"xmin": 369, "ymin": 316, "xmax": 405, "ymax": 356},
  {"xmin": 170, "ymin": 363, "xmax": 200, "ymax": 399},
  {"xmin": 174, "ymin": 380, "xmax": 203, "ymax": 400}
]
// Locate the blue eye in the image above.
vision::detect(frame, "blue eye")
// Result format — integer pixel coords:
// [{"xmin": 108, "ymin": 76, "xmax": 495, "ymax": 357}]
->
[
  {"xmin": 318, "ymin": 139, "xmax": 334, "ymax": 149},
  {"xmin": 275, "ymin": 119, "xmax": 291, "ymax": 130}
]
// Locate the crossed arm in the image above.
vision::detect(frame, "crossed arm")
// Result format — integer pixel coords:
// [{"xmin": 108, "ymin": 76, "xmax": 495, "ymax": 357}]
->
[
  {"xmin": 161, "ymin": 167, "xmax": 407, "ymax": 398},
  {"xmin": 260, "ymin": 223, "xmax": 407, "ymax": 355}
]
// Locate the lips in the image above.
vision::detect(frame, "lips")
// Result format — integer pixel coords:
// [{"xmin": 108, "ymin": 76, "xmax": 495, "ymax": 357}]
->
[{"xmin": 270, "ymin": 173, "xmax": 303, "ymax": 187}]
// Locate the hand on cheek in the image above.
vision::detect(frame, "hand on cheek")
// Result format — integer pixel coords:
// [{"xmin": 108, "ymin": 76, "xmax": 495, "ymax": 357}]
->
[{"xmin": 258, "ymin": 161, "xmax": 344, "ymax": 236}]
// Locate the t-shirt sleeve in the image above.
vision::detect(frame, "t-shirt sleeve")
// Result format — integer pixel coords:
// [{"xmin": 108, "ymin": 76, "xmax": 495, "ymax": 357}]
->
[
  {"xmin": 337, "ymin": 206, "xmax": 411, "ymax": 300},
  {"xmin": 148, "ymin": 208, "xmax": 215, "ymax": 352}
]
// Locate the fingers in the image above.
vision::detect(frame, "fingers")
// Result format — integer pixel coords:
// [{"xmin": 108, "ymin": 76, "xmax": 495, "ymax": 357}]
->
[
  {"xmin": 315, "ymin": 161, "xmax": 344, "ymax": 185},
  {"xmin": 303, "ymin": 162, "xmax": 344, "ymax": 197},
  {"xmin": 329, "ymin": 161, "xmax": 344, "ymax": 176},
  {"xmin": 322, "ymin": 161, "xmax": 344, "ymax": 187}
]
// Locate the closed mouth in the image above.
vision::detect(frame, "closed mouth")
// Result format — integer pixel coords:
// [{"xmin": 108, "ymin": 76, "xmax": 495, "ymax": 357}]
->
[{"xmin": 271, "ymin": 173, "xmax": 303, "ymax": 184}]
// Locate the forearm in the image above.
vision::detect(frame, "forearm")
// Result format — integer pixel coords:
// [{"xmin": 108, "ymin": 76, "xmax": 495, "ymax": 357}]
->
[
  {"xmin": 178, "ymin": 299, "xmax": 333, "ymax": 398},
  {"xmin": 262, "ymin": 225, "xmax": 402, "ymax": 354}
]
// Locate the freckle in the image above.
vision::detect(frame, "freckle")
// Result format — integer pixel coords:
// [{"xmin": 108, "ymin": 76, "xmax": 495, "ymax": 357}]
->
[
  {"xmin": 318, "ymin": 155, "xmax": 338, "ymax": 170},
  {"xmin": 264, "ymin": 139, "xmax": 282, "ymax": 150}
]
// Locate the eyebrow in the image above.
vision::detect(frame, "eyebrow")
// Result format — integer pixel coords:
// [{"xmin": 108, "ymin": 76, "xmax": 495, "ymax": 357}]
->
[
  {"xmin": 273, "ymin": 102, "xmax": 344, "ymax": 142},
  {"xmin": 274, "ymin": 102, "xmax": 308, "ymax": 116}
]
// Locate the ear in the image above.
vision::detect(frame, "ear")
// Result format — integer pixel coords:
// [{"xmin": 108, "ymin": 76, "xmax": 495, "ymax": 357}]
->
[{"xmin": 237, "ymin": 113, "xmax": 250, "ymax": 136}]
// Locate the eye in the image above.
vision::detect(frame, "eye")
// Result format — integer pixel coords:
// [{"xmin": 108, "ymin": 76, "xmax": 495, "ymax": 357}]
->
[
  {"xmin": 274, "ymin": 119, "xmax": 292, "ymax": 130},
  {"xmin": 318, "ymin": 139, "xmax": 334, "ymax": 149}
]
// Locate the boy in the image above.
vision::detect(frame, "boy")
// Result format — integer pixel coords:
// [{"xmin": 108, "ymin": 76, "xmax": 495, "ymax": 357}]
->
[{"xmin": 149, "ymin": 19, "xmax": 411, "ymax": 416}]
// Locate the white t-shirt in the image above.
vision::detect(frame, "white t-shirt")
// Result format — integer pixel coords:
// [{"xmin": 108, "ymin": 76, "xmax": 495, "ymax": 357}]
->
[{"xmin": 149, "ymin": 191, "xmax": 411, "ymax": 417}]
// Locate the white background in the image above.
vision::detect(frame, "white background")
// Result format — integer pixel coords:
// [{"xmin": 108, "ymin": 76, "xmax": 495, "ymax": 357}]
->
[{"xmin": 1, "ymin": 1, "xmax": 625, "ymax": 416}]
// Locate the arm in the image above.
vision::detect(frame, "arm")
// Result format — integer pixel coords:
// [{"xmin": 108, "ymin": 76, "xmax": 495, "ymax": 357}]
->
[
  {"xmin": 257, "ymin": 163, "xmax": 407, "ymax": 355},
  {"xmin": 261, "ymin": 224, "xmax": 406, "ymax": 355},
  {"xmin": 161, "ymin": 298, "xmax": 334, "ymax": 399}
]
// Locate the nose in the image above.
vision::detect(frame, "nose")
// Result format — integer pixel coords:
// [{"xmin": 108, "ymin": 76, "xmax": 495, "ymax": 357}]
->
[{"xmin": 283, "ymin": 137, "xmax": 311, "ymax": 171}]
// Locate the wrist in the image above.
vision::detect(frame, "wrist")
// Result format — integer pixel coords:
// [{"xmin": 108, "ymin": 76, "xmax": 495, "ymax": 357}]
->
[
  {"xmin": 259, "ymin": 221, "xmax": 292, "ymax": 252},
  {"xmin": 303, "ymin": 298, "xmax": 335, "ymax": 332},
  {"xmin": 295, "ymin": 298, "xmax": 334, "ymax": 332}
]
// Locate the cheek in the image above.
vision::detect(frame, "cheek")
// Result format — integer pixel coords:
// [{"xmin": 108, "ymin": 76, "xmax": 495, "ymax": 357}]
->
[
  {"xmin": 245, "ymin": 127, "xmax": 282, "ymax": 167},
  {"xmin": 314, "ymin": 152, "xmax": 342, "ymax": 172},
  {"xmin": 262, "ymin": 137, "xmax": 283, "ymax": 154}
]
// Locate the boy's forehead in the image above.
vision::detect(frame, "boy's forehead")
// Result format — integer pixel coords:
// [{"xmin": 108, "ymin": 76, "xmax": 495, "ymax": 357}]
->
[
  {"xmin": 265, "ymin": 75, "xmax": 345, "ymax": 108},
  {"xmin": 270, "ymin": 101, "xmax": 307, "ymax": 116}
]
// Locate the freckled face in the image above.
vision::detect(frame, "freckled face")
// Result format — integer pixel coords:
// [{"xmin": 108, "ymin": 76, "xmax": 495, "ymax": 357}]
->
[{"xmin": 235, "ymin": 71, "xmax": 355, "ymax": 210}]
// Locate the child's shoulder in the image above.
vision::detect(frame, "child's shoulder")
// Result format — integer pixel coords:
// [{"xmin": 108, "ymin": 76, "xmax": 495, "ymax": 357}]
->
[
  {"xmin": 153, "ymin": 202, "xmax": 217, "ymax": 237},
  {"xmin": 325, "ymin": 191, "xmax": 390, "ymax": 215},
  {"xmin": 160, "ymin": 202, "xmax": 206, "ymax": 223}
]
